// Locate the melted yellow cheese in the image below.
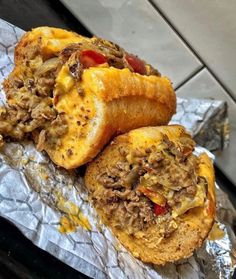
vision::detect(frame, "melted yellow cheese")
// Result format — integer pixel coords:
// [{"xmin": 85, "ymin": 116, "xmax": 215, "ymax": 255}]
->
[
  {"xmin": 48, "ymin": 64, "xmax": 96, "ymax": 169},
  {"xmin": 172, "ymin": 183, "xmax": 206, "ymax": 218},
  {"xmin": 30, "ymin": 27, "xmax": 87, "ymax": 57},
  {"xmin": 126, "ymin": 127, "xmax": 207, "ymax": 219},
  {"xmin": 207, "ymin": 222, "xmax": 224, "ymax": 241},
  {"xmin": 129, "ymin": 126, "xmax": 187, "ymax": 150},
  {"xmin": 57, "ymin": 195, "xmax": 91, "ymax": 233}
]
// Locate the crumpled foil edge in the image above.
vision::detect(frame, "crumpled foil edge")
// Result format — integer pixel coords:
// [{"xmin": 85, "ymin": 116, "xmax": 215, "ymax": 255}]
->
[{"xmin": 0, "ymin": 18, "xmax": 235, "ymax": 279}]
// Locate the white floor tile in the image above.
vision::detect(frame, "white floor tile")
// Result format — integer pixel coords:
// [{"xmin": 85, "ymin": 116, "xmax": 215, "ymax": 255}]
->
[
  {"xmin": 154, "ymin": 0, "xmax": 236, "ymax": 99},
  {"xmin": 61, "ymin": 0, "xmax": 202, "ymax": 86}
]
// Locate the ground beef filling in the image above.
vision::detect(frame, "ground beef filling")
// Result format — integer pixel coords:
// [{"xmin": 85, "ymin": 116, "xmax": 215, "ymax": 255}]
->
[
  {"xmin": 61, "ymin": 37, "xmax": 160, "ymax": 80},
  {"xmin": 94, "ymin": 136, "xmax": 207, "ymax": 236},
  {"xmin": 0, "ymin": 56, "xmax": 60, "ymax": 144},
  {"xmin": 0, "ymin": 36, "xmax": 160, "ymax": 148}
]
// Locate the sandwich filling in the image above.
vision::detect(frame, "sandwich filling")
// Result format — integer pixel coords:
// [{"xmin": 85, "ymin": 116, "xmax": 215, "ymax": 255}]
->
[
  {"xmin": 94, "ymin": 135, "xmax": 208, "ymax": 236},
  {"xmin": 0, "ymin": 36, "xmax": 159, "ymax": 148}
]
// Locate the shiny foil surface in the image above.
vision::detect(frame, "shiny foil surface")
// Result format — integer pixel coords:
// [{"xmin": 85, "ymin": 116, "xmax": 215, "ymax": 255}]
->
[{"xmin": 0, "ymin": 19, "xmax": 235, "ymax": 278}]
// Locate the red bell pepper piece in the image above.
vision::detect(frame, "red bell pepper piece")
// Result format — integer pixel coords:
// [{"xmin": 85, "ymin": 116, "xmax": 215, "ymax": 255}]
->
[
  {"xmin": 154, "ymin": 204, "xmax": 168, "ymax": 216},
  {"xmin": 80, "ymin": 50, "xmax": 107, "ymax": 68},
  {"xmin": 125, "ymin": 53, "xmax": 146, "ymax": 75}
]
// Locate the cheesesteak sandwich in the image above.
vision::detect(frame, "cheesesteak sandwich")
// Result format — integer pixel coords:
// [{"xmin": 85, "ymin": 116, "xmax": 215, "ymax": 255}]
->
[
  {"xmin": 85, "ymin": 125, "xmax": 215, "ymax": 265},
  {"xmin": 1, "ymin": 27, "xmax": 176, "ymax": 169}
]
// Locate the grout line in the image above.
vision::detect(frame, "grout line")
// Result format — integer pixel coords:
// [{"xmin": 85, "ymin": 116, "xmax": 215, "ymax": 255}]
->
[
  {"xmin": 174, "ymin": 65, "xmax": 204, "ymax": 91},
  {"xmin": 60, "ymin": 0, "xmax": 94, "ymax": 36},
  {"xmin": 148, "ymin": 0, "xmax": 236, "ymax": 102}
]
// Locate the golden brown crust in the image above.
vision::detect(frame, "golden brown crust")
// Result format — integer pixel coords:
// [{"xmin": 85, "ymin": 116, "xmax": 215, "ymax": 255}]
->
[
  {"xmin": 85, "ymin": 126, "xmax": 216, "ymax": 265},
  {"xmin": 44, "ymin": 62, "xmax": 176, "ymax": 169},
  {"xmin": 14, "ymin": 26, "xmax": 86, "ymax": 64},
  {"xmin": 3, "ymin": 26, "xmax": 176, "ymax": 169},
  {"xmin": 84, "ymin": 67, "xmax": 176, "ymax": 111}
]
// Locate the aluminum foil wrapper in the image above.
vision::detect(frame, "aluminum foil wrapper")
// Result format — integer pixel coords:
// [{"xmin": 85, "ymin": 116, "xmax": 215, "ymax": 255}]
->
[
  {"xmin": 0, "ymin": 19, "xmax": 235, "ymax": 279},
  {"xmin": 171, "ymin": 98, "xmax": 229, "ymax": 151}
]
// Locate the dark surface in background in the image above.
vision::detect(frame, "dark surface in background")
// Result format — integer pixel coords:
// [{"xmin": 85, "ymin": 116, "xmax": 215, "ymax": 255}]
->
[
  {"xmin": 0, "ymin": 217, "xmax": 90, "ymax": 279},
  {"xmin": 0, "ymin": 0, "xmax": 91, "ymax": 278},
  {"xmin": 216, "ymin": 166, "xmax": 236, "ymax": 208},
  {"xmin": 0, "ymin": 0, "xmax": 236, "ymax": 278},
  {"xmin": 0, "ymin": 0, "xmax": 91, "ymax": 36}
]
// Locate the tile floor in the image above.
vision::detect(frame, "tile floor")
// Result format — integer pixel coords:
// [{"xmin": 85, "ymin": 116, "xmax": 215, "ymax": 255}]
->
[{"xmin": 61, "ymin": 0, "xmax": 236, "ymax": 184}]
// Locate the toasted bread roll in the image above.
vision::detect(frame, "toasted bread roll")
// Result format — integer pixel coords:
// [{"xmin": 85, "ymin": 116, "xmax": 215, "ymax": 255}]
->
[
  {"xmin": 43, "ymin": 54, "xmax": 176, "ymax": 169},
  {"xmin": 2, "ymin": 27, "xmax": 87, "ymax": 140},
  {"xmin": 14, "ymin": 26, "xmax": 86, "ymax": 64},
  {"xmin": 2, "ymin": 27, "xmax": 176, "ymax": 168},
  {"xmin": 85, "ymin": 126, "xmax": 215, "ymax": 265}
]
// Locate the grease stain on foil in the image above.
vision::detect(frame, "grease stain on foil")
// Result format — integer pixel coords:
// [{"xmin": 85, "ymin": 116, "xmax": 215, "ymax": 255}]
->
[
  {"xmin": 56, "ymin": 195, "xmax": 91, "ymax": 233},
  {"xmin": 208, "ymin": 222, "xmax": 225, "ymax": 241}
]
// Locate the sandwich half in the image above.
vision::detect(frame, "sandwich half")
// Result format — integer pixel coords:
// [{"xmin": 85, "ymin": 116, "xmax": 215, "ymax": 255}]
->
[
  {"xmin": 1, "ymin": 27, "xmax": 176, "ymax": 169},
  {"xmin": 85, "ymin": 125, "xmax": 216, "ymax": 265}
]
